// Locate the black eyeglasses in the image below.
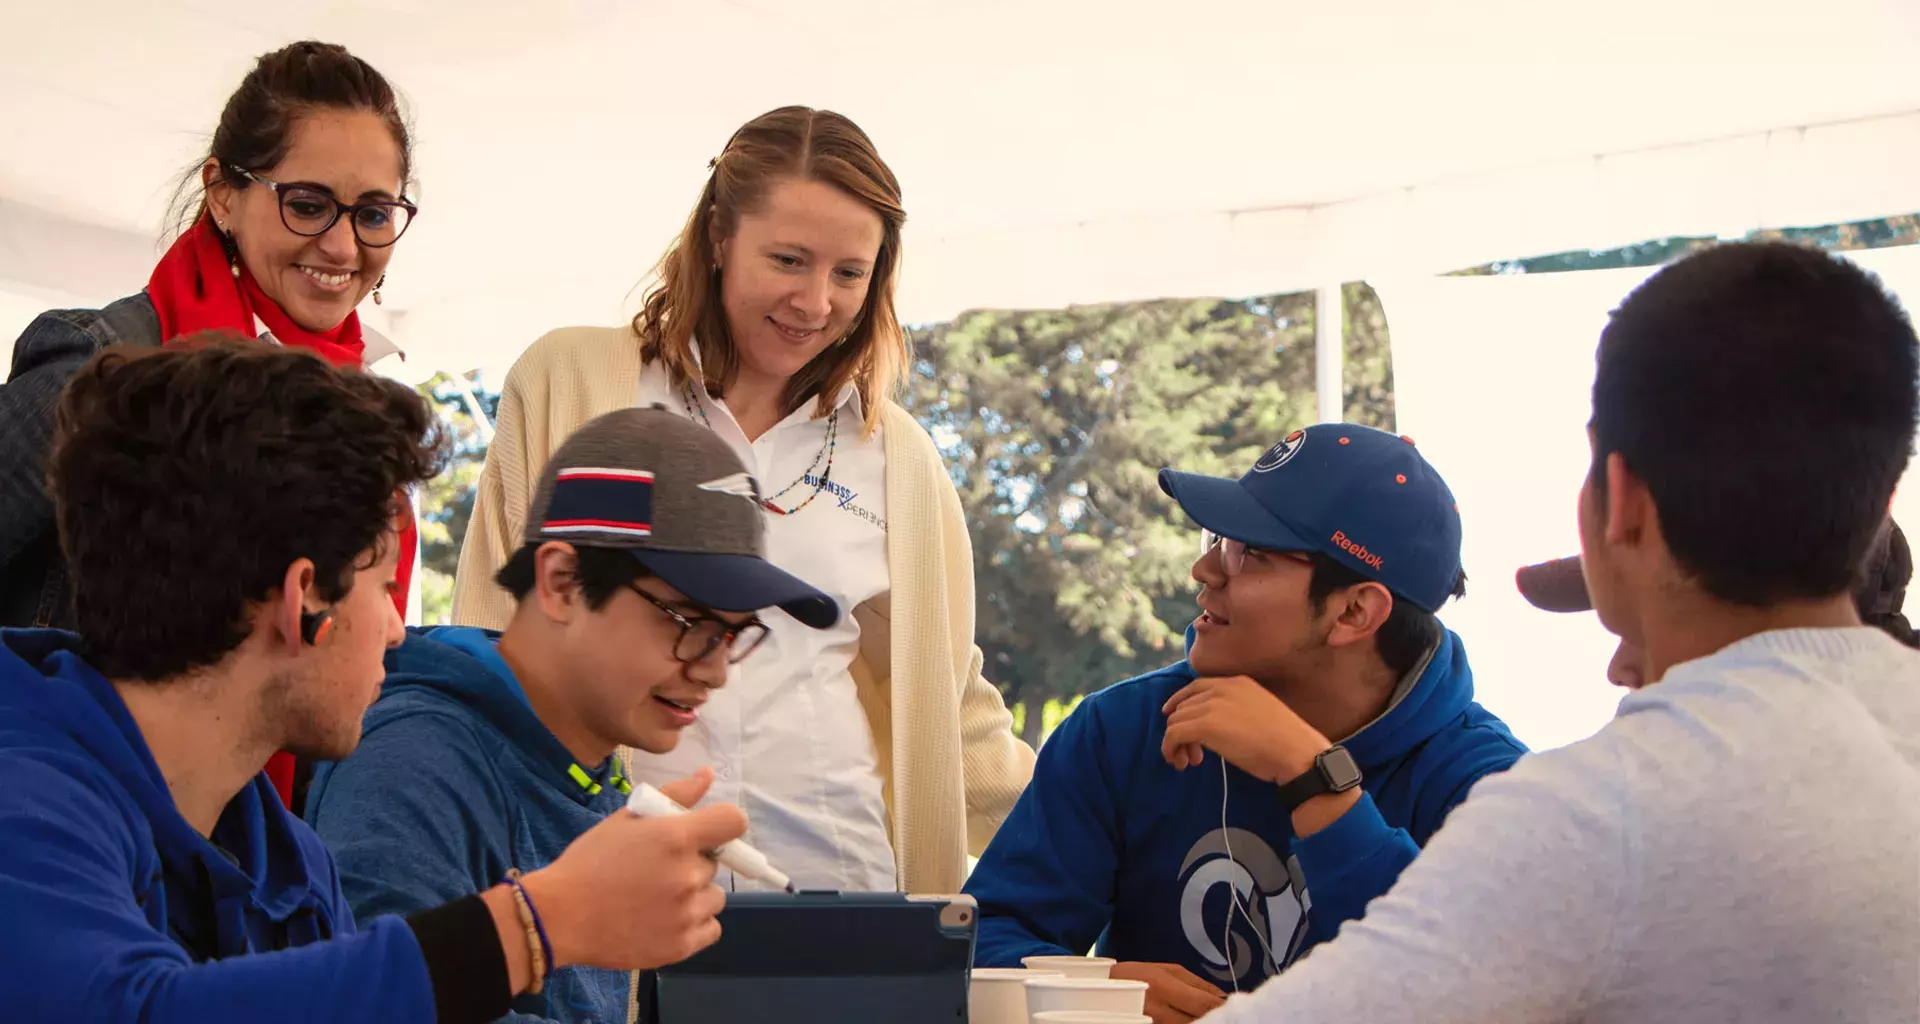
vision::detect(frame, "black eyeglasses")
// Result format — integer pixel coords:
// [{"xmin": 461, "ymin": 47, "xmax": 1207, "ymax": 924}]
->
[
  {"xmin": 628, "ymin": 584, "xmax": 770, "ymax": 664},
  {"xmin": 232, "ymin": 167, "xmax": 418, "ymax": 248}
]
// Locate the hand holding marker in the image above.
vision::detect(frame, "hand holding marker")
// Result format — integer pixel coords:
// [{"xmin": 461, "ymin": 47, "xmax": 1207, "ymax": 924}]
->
[{"xmin": 627, "ymin": 781, "xmax": 795, "ymax": 893}]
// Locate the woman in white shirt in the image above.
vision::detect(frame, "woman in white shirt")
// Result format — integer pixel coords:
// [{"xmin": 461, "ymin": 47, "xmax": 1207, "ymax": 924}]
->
[{"xmin": 451, "ymin": 107, "xmax": 1034, "ymax": 894}]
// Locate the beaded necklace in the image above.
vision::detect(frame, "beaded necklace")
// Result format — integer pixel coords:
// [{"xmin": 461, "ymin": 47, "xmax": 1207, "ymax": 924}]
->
[{"xmin": 680, "ymin": 381, "xmax": 839, "ymax": 516}]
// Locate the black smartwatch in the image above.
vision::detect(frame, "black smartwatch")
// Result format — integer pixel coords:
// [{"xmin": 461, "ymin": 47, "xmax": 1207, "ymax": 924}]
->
[{"xmin": 1275, "ymin": 745, "xmax": 1363, "ymax": 811}]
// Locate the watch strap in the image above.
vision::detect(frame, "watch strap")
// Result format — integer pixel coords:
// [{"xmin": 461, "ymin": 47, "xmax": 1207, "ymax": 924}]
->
[{"xmin": 1275, "ymin": 746, "xmax": 1361, "ymax": 811}]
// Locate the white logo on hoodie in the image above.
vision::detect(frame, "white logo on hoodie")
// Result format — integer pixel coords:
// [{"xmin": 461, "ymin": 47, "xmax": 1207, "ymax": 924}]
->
[{"xmin": 1178, "ymin": 828, "xmax": 1310, "ymax": 985}]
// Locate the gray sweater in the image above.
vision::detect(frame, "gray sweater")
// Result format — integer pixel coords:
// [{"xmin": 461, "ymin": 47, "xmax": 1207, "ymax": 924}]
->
[{"xmin": 1205, "ymin": 628, "xmax": 1920, "ymax": 1024}]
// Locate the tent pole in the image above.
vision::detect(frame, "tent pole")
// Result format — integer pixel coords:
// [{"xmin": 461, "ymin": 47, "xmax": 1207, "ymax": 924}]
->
[
  {"xmin": 1315, "ymin": 282, "xmax": 1345, "ymax": 423},
  {"xmin": 448, "ymin": 370, "xmax": 497, "ymax": 445}
]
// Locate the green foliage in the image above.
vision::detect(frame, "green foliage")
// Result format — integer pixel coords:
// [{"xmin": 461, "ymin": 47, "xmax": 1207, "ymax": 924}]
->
[
  {"xmin": 406, "ymin": 288, "xmax": 1398, "ymax": 744},
  {"xmin": 1009, "ymin": 695, "xmax": 1087, "ymax": 745},
  {"xmin": 1755, "ymin": 213, "xmax": 1920, "ymax": 253},
  {"xmin": 1342, "ymin": 283, "xmax": 1395, "ymax": 430},
  {"xmin": 406, "ymin": 211, "xmax": 1898, "ymax": 747},
  {"xmin": 1457, "ymin": 236, "xmax": 1714, "ymax": 276},
  {"xmin": 904, "ymin": 289, "xmax": 1395, "ymax": 744},
  {"xmin": 414, "ymin": 373, "xmax": 499, "ymax": 625},
  {"xmin": 1451, "ymin": 213, "xmax": 1920, "ymax": 276}
]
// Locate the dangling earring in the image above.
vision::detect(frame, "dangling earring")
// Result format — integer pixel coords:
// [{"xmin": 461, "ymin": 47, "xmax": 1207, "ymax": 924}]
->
[
  {"xmin": 217, "ymin": 222, "xmax": 240, "ymax": 279},
  {"xmin": 372, "ymin": 273, "xmax": 386, "ymax": 306}
]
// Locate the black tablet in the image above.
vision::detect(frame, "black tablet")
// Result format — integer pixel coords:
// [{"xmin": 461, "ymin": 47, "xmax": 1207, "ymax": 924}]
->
[{"xmin": 649, "ymin": 891, "xmax": 977, "ymax": 1023}]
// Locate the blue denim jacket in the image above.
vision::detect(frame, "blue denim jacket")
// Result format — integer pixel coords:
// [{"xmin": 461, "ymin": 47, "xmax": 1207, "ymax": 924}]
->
[{"xmin": 0, "ymin": 292, "xmax": 160, "ymax": 627}]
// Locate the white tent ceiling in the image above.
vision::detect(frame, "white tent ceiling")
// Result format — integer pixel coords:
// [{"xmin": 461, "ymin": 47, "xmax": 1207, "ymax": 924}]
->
[{"xmin": 4, "ymin": 0, "xmax": 1919, "ymax": 379}]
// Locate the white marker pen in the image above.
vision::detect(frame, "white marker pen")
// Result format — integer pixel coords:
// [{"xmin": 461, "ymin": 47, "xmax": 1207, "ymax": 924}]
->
[{"xmin": 626, "ymin": 782, "xmax": 795, "ymax": 893}]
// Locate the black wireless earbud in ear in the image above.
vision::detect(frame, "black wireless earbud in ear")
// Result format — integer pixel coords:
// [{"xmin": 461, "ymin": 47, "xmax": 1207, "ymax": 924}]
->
[{"xmin": 300, "ymin": 610, "xmax": 334, "ymax": 646}]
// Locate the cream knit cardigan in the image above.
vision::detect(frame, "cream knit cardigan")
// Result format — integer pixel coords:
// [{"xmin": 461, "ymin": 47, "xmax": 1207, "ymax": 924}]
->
[{"xmin": 450, "ymin": 326, "xmax": 1036, "ymax": 894}]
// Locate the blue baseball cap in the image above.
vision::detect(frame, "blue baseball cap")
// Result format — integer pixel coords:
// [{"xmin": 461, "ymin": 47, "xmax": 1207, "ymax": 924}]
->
[{"xmin": 1158, "ymin": 424, "xmax": 1464, "ymax": 613}]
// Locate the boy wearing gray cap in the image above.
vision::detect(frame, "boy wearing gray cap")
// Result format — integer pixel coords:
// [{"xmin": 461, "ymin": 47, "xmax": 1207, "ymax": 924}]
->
[
  {"xmin": 1517, "ymin": 520, "xmax": 1918, "ymax": 689},
  {"xmin": 306, "ymin": 406, "xmax": 836, "ymax": 1023}
]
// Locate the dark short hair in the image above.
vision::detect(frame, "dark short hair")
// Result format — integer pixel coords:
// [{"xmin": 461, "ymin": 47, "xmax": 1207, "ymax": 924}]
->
[
  {"xmin": 1592, "ymin": 243, "xmax": 1919, "ymax": 606},
  {"xmin": 496, "ymin": 543, "xmax": 651, "ymax": 611},
  {"xmin": 49, "ymin": 337, "xmax": 447, "ymax": 680},
  {"xmin": 1307, "ymin": 554, "xmax": 1468, "ymax": 677}
]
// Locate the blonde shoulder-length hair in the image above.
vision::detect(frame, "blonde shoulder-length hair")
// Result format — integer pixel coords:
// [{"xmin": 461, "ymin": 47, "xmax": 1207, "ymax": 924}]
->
[{"xmin": 632, "ymin": 106, "xmax": 909, "ymax": 438}]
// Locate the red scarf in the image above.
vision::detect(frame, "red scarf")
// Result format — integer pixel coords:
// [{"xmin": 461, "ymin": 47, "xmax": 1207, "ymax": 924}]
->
[
  {"xmin": 148, "ymin": 216, "xmax": 368, "ymax": 367},
  {"xmin": 147, "ymin": 215, "xmax": 417, "ymax": 808}
]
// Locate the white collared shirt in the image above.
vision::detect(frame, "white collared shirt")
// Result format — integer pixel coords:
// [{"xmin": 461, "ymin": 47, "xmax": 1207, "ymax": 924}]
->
[
  {"xmin": 251, "ymin": 315, "xmax": 405, "ymax": 364},
  {"xmin": 625, "ymin": 359, "xmax": 897, "ymax": 892}
]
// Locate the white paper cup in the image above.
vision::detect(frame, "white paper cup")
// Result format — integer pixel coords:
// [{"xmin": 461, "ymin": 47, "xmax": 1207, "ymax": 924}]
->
[
  {"xmin": 970, "ymin": 968, "xmax": 1064, "ymax": 1024},
  {"xmin": 1033, "ymin": 1013, "xmax": 1154, "ymax": 1024},
  {"xmin": 1019, "ymin": 955, "xmax": 1117, "ymax": 979},
  {"xmin": 1024, "ymin": 977, "xmax": 1150, "ymax": 1017}
]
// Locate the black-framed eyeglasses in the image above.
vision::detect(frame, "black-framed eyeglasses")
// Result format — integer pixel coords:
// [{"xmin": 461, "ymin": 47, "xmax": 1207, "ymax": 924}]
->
[
  {"xmin": 628, "ymin": 584, "xmax": 770, "ymax": 664},
  {"xmin": 232, "ymin": 167, "xmax": 418, "ymax": 248}
]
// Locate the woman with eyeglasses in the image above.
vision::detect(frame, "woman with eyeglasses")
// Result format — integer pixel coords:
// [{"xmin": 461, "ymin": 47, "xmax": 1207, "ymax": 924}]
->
[
  {"xmin": 0, "ymin": 40, "xmax": 420, "ymax": 806},
  {"xmin": 450, "ymin": 106, "xmax": 1036, "ymax": 896}
]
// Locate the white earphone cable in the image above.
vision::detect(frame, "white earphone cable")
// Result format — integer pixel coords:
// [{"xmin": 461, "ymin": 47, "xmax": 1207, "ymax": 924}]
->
[{"xmin": 1219, "ymin": 754, "xmax": 1283, "ymax": 990}]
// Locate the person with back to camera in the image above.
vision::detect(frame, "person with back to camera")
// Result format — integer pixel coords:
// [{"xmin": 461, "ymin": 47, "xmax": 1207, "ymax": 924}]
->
[
  {"xmin": 1517, "ymin": 518, "xmax": 1920, "ymax": 688},
  {"xmin": 451, "ymin": 107, "xmax": 1034, "ymax": 895},
  {"xmin": 0, "ymin": 40, "xmax": 423, "ymax": 808},
  {"xmin": 1197, "ymin": 242, "xmax": 1920, "ymax": 1023},
  {"xmin": 0, "ymin": 339, "xmax": 747, "ymax": 1023}
]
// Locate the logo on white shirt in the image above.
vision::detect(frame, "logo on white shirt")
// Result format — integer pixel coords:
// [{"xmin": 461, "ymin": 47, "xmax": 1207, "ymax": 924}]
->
[
  {"xmin": 802, "ymin": 474, "xmax": 887, "ymax": 531},
  {"xmin": 698, "ymin": 472, "xmax": 760, "ymax": 501}
]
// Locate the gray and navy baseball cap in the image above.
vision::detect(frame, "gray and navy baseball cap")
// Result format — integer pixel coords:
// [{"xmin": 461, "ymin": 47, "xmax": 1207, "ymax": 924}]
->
[
  {"xmin": 1517, "ymin": 519, "xmax": 1908, "ymax": 619},
  {"xmin": 524, "ymin": 406, "xmax": 838, "ymax": 628}
]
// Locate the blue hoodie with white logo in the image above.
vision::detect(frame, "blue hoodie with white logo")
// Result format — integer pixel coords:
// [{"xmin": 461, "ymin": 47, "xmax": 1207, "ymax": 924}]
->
[
  {"xmin": 965, "ymin": 628, "xmax": 1524, "ymax": 989},
  {"xmin": 0, "ymin": 629, "xmax": 435, "ymax": 1022},
  {"xmin": 305, "ymin": 627, "xmax": 631, "ymax": 1024}
]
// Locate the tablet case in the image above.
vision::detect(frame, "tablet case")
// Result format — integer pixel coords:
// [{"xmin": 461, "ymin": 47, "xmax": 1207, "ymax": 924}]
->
[{"xmin": 649, "ymin": 891, "xmax": 976, "ymax": 1023}]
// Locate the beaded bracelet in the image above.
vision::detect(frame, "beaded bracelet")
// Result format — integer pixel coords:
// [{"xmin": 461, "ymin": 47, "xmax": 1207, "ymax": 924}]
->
[{"xmin": 502, "ymin": 870, "xmax": 554, "ymax": 994}]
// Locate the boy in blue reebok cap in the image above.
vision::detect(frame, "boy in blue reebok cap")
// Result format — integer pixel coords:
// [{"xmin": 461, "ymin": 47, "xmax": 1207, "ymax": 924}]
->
[
  {"xmin": 1195, "ymin": 242, "xmax": 1920, "ymax": 1024},
  {"xmin": 965, "ymin": 424, "xmax": 1524, "ymax": 1022}
]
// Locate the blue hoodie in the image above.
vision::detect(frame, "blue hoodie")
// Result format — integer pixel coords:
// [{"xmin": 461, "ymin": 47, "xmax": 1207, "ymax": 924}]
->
[
  {"xmin": 965, "ymin": 629, "xmax": 1524, "ymax": 989},
  {"xmin": 0, "ymin": 630, "xmax": 435, "ymax": 1022},
  {"xmin": 305, "ymin": 627, "xmax": 630, "ymax": 1024}
]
